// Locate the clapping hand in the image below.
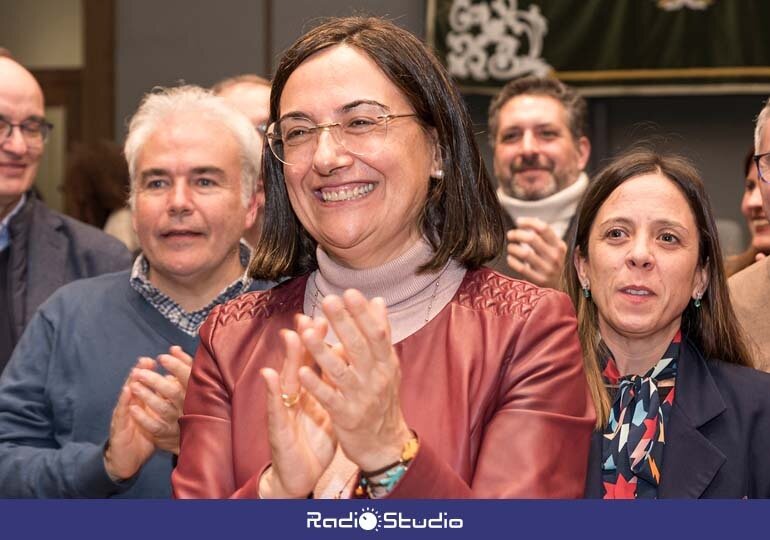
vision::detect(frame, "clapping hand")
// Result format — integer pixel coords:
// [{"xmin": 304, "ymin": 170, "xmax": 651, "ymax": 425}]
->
[
  {"xmin": 259, "ymin": 316, "xmax": 336, "ymax": 498},
  {"xmin": 505, "ymin": 216, "xmax": 567, "ymax": 289},
  {"xmin": 297, "ymin": 290, "xmax": 412, "ymax": 473},
  {"xmin": 103, "ymin": 346, "xmax": 193, "ymax": 482},
  {"xmin": 103, "ymin": 357, "xmax": 157, "ymax": 481},
  {"xmin": 126, "ymin": 346, "xmax": 192, "ymax": 455}
]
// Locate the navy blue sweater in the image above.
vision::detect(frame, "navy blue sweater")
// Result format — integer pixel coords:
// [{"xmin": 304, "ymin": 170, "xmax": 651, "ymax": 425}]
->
[{"xmin": 0, "ymin": 270, "xmax": 267, "ymax": 498}]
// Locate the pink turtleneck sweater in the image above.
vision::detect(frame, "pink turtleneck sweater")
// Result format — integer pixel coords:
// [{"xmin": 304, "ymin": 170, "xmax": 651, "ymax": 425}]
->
[{"xmin": 303, "ymin": 239, "xmax": 467, "ymax": 345}]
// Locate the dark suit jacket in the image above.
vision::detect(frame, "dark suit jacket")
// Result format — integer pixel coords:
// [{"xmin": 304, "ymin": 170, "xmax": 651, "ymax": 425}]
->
[
  {"xmin": 585, "ymin": 339, "xmax": 770, "ymax": 498},
  {"xmin": 5, "ymin": 194, "xmax": 131, "ymax": 358}
]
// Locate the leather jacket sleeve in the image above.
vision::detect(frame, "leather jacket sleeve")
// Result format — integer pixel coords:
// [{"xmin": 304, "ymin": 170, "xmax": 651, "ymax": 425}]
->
[
  {"xmin": 172, "ymin": 307, "xmax": 262, "ymax": 498},
  {"xmin": 388, "ymin": 290, "xmax": 593, "ymax": 498}
]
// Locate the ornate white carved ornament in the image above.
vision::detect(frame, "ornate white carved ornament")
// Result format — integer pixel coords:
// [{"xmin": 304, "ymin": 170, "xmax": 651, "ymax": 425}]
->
[{"xmin": 445, "ymin": 0, "xmax": 552, "ymax": 82}]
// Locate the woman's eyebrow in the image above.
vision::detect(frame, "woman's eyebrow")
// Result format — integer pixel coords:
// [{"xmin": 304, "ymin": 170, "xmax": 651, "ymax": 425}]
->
[
  {"xmin": 278, "ymin": 100, "xmax": 390, "ymax": 123},
  {"xmin": 340, "ymin": 99, "xmax": 389, "ymax": 113}
]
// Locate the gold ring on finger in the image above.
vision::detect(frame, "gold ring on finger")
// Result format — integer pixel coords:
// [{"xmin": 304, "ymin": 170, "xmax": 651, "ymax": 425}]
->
[{"xmin": 281, "ymin": 392, "xmax": 300, "ymax": 408}]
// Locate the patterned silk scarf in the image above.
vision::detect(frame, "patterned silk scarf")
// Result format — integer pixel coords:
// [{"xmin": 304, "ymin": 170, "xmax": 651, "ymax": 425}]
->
[{"xmin": 601, "ymin": 331, "xmax": 680, "ymax": 499}]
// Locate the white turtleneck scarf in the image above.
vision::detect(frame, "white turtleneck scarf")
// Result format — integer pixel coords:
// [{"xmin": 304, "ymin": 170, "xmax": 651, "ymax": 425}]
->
[{"xmin": 497, "ymin": 172, "xmax": 589, "ymax": 239}]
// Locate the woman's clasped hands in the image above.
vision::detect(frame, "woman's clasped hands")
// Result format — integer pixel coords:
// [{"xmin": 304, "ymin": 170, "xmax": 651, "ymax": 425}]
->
[{"xmin": 259, "ymin": 289, "xmax": 413, "ymax": 498}]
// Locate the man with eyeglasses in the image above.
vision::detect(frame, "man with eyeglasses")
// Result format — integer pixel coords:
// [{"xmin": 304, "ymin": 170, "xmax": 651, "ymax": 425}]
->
[
  {"xmin": 212, "ymin": 74, "xmax": 270, "ymax": 247},
  {"xmin": 487, "ymin": 76, "xmax": 591, "ymax": 289},
  {"xmin": 0, "ymin": 52, "xmax": 130, "ymax": 372},
  {"xmin": 729, "ymin": 98, "xmax": 770, "ymax": 372}
]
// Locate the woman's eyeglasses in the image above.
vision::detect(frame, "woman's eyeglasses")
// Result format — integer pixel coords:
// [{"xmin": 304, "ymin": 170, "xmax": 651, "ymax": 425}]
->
[{"xmin": 266, "ymin": 110, "xmax": 416, "ymax": 166}]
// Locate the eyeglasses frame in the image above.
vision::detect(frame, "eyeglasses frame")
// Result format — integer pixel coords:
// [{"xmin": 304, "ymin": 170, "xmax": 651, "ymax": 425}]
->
[
  {"xmin": 0, "ymin": 114, "xmax": 54, "ymax": 147},
  {"xmin": 754, "ymin": 152, "xmax": 770, "ymax": 184},
  {"xmin": 266, "ymin": 112, "xmax": 417, "ymax": 165}
]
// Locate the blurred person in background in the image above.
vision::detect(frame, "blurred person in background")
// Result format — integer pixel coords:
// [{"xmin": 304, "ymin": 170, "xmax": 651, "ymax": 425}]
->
[
  {"xmin": 724, "ymin": 146, "xmax": 770, "ymax": 276},
  {"xmin": 213, "ymin": 74, "xmax": 270, "ymax": 247},
  {"xmin": 487, "ymin": 76, "xmax": 591, "ymax": 289},
  {"xmin": 0, "ymin": 50, "xmax": 130, "ymax": 372},
  {"xmin": 63, "ymin": 140, "xmax": 139, "ymax": 254},
  {"xmin": 730, "ymin": 99, "xmax": 770, "ymax": 373}
]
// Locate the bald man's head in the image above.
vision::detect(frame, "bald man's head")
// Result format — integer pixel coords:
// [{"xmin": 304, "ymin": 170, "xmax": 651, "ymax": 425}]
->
[
  {"xmin": 214, "ymin": 78, "xmax": 270, "ymax": 134},
  {"xmin": 0, "ymin": 57, "xmax": 46, "ymax": 215}
]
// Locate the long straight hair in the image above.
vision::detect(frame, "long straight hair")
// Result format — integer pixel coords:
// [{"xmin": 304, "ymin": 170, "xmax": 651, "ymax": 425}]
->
[{"xmin": 564, "ymin": 149, "xmax": 755, "ymax": 427}]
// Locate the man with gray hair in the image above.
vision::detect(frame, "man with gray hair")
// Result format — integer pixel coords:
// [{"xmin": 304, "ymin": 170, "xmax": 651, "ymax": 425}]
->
[
  {"xmin": 0, "ymin": 85, "xmax": 271, "ymax": 497},
  {"xmin": 487, "ymin": 76, "xmax": 591, "ymax": 289},
  {"xmin": 729, "ymin": 99, "xmax": 770, "ymax": 372}
]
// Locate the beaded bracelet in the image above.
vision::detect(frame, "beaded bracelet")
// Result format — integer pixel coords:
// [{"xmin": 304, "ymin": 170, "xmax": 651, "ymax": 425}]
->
[
  {"xmin": 356, "ymin": 436, "xmax": 419, "ymax": 498},
  {"xmin": 357, "ymin": 463, "xmax": 409, "ymax": 498}
]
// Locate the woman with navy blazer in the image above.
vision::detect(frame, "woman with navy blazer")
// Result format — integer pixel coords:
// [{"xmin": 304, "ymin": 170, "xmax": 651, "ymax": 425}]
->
[{"xmin": 565, "ymin": 148, "xmax": 770, "ymax": 499}]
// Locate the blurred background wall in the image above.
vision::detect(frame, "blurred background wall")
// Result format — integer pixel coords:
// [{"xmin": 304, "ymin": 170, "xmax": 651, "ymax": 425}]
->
[{"xmin": 0, "ymin": 0, "xmax": 760, "ymax": 253}]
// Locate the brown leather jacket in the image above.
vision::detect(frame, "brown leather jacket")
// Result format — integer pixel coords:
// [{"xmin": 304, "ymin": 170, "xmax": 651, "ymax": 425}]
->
[{"xmin": 173, "ymin": 268, "xmax": 595, "ymax": 498}]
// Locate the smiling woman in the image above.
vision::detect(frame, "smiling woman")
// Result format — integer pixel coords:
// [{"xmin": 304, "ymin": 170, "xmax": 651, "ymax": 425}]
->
[
  {"xmin": 270, "ymin": 45, "xmax": 436, "ymax": 269},
  {"xmin": 172, "ymin": 16, "xmax": 596, "ymax": 500},
  {"xmin": 564, "ymin": 148, "xmax": 770, "ymax": 498},
  {"xmin": 725, "ymin": 147, "xmax": 770, "ymax": 276}
]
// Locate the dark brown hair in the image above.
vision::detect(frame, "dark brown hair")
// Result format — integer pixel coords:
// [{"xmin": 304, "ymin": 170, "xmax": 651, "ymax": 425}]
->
[
  {"xmin": 63, "ymin": 140, "xmax": 130, "ymax": 228},
  {"xmin": 564, "ymin": 148, "xmax": 755, "ymax": 426},
  {"xmin": 487, "ymin": 76, "xmax": 587, "ymax": 148},
  {"xmin": 250, "ymin": 16, "xmax": 502, "ymax": 279}
]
